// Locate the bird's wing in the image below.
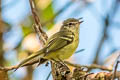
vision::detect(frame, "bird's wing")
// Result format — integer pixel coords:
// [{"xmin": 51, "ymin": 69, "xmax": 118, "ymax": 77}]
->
[{"xmin": 44, "ymin": 31, "xmax": 74, "ymax": 55}]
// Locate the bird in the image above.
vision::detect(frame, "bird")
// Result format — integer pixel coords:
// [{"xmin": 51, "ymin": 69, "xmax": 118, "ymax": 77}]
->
[{"xmin": 15, "ymin": 18, "xmax": 83, "ymax": 70}]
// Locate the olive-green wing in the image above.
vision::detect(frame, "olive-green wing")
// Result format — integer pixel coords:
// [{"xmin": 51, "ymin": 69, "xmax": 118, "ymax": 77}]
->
[
  {"xmin": 45, "ymin": 31, "xmax": 74, "ymax": 45},
  {"xmin": 44, "ymin": 31, "xmax": 74, "ymax": 55}
]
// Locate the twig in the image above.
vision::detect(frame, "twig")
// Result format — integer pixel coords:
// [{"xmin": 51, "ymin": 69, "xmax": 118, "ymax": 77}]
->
[
  {"xmin": 0, "ymin": 66, "xmax": 18, "ymax": 71},
  {"xmin": 75, "ymin": 49, "xmax": 85, "ymax": 54},
  {"xmin": 64, "ymin": 61, "xmax": 112, "ymax": 71},
  {"xmin": 112, "ymin": 61, "xmax": 120, "ymax": 80},
  {"xmin": 45, "ymin": 71, "xmax": 51, "ymax": 80},
  {"xmin": 0, "ymin": 61, "xmax": 113, "ymax": 71},
  {"xmin": 93, "ymin": 0, "xmax": 119, "ymax": 64},
  {"xmin": 29, "ymin": 0, "xmax": 48, "ymax": 45},
  {"xmin": 0, "ymin": 59, "xmax": 39, "ymax": 71},
  {"xmin": 93, "ymin": 15, "xmax": 108, "ymax": 64}
]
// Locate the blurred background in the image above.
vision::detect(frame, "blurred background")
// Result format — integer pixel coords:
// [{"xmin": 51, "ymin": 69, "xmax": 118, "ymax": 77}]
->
[{"xmin": 0, "ymin": 0, "xmax": 120, "ymax": 80}]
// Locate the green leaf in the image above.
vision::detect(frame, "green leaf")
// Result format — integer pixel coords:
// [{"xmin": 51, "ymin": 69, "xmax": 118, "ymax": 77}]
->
[
  {"xmin": 42, "ymin": 3, "xmax": 55, "ymax": 30},
  {"xmin": 22, "ymin": 26, "xmax": 33, "ymax": 37}
]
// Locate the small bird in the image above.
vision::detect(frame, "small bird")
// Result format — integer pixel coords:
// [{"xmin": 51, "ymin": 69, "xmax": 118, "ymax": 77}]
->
[{"xmin": 15, "ymin": 18, "xmax": 83, "ymax": 70}]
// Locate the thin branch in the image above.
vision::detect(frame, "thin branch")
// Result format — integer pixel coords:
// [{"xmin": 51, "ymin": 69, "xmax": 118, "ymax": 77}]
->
[
  {"xmin": 0, "ymin": 66, "xmax": 18, "ymax": 71},
  {"xmin": 0, "ymin": 59, "xmax": 39, "ymax": 71},
  {"xmin": 93, "ymin": 0, "xmax": 119, "ymax": 65},
  {"xmin": 29, "ymin": 0, "xmax": 48, "ymax": 45},
  {"xmin": 45, "ymin": 71, "xmax": 51, "ymax": 80},
  {"xmin": 112, "ymin": 61, "xmax": 120, "ymax": 80},
  {"xmin": 65, "ymin": 61, "xmax": 112, "ymax": 71},
  {"xmin": 0, "ymin": 61, "xmax": 113, "ymax": 71},
  {"xmin": 93, "ymin": 16, "xmax": 108, "ymax": 64},
  {"xmin": 75, "ymin": 49, "xmax": 85, "ymax": 54}
]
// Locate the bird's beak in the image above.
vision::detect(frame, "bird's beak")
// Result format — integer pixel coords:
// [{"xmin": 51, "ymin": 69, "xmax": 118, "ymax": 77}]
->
[{"xmin": 78, "ymin": 17, "xmax": 84, "ymax": 24}]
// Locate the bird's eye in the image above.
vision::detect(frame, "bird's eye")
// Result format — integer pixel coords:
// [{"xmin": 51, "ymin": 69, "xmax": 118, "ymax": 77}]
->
[{"xmin": 68, "ymin": 23, "xmax": 73, "ymax": 25}]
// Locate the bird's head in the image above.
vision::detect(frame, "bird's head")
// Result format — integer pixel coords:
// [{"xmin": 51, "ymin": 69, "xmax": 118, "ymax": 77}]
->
[{"xmin": 61, "ymin": 18, "xmax": 83, "ymax": 33}]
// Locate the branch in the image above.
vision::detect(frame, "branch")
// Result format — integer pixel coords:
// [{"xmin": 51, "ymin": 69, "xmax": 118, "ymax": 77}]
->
[
  {"xmin": 65, "ymin": 61, "xmax": 112, "ymax": 71},
  {"xmin": 0, "ymin": 66, "xmax": 17, "ymax": 71},
  {"xmin": 93, "ymin": 16, "xmax": 108, "ymax": 64},
  {"xmin": 112, "ymin": 60, "xmax": 120, "ymax": 80},
  {"xmin": 1, "ymin": 60, "xmax": 120, "ymax": 79},
  {"xmin": 0, "ymin": 59, "xmax": 39, "ymax": 71},
  {"xmin": 0, "ymin": 61, "xmax": 112, "ymax": 71},
  {"xmin": 72, "ymin": 70, "xmax": 120, "ymax": 80},
  {"xmin": 29, "ymin": 0, "xmax": 48, "ymax": 45}
]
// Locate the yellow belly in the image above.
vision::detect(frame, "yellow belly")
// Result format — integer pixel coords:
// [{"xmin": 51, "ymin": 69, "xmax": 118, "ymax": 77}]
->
[{"xmin": 44, "ymin": 39, "xmax": 79, "ymax": 60}]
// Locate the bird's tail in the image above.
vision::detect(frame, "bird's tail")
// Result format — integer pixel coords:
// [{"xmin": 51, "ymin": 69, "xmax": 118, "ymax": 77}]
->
[{"xmin": 14, "ymin": 49, "xmax": 44, "ymax": 71}]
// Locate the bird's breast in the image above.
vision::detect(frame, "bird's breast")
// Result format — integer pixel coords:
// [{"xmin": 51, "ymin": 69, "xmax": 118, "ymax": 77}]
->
[{"xmin": 57, "ymin": 37, "xmax": 79, "ymax": 60}]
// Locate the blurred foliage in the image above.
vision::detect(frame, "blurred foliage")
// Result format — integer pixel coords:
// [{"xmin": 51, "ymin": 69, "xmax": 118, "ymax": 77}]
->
[
  {"xmin": 42, "ymin": 4, "xmax": 54, "ymax": 29},
  {"xmin": 22, "ymin": 25, "xmax": 33, "ymax": 37},
  {"xmin": 35, "ymin": 0, "xmax": 54, "ymax": 29}
]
